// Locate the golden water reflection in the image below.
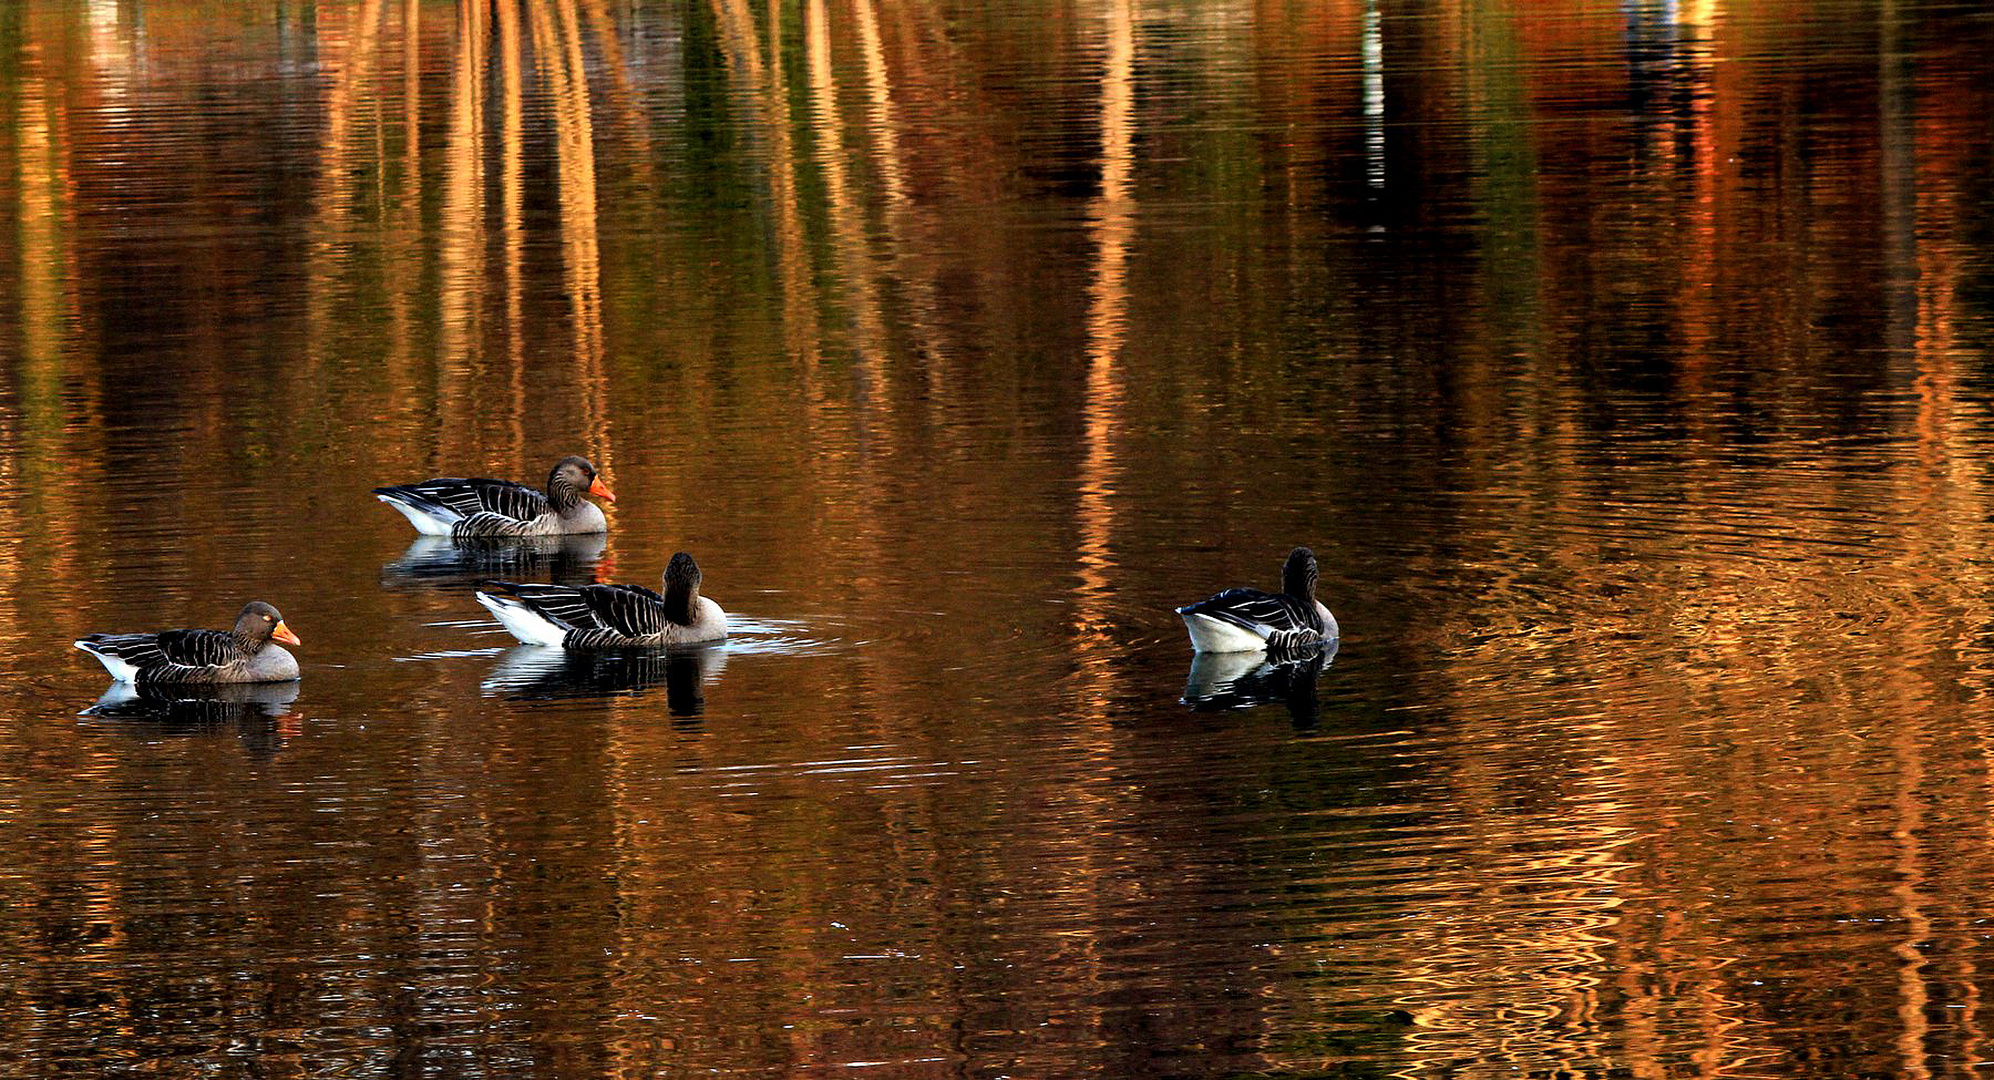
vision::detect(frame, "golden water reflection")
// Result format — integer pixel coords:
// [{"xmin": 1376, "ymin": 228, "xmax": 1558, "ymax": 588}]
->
[{"xmin": 0, "ymin": 0, "xmax": 1992, "ymax": 1076}]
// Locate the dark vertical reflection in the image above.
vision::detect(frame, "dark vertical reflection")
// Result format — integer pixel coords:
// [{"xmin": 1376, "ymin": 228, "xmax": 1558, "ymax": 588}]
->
[{"xmin": 1, "ymin": 0, "xmax": 1993, "ymax": 1076}]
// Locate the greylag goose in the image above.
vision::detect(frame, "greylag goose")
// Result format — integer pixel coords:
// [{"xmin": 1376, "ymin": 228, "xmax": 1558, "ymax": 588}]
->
[
  {"xmin": 1175, "ymin": 547, "xmax": 1338, "ymax": 652},
  {"xmin": 373, "ymin": 455, "xmax": 615, "ymax": 538},
  {"xmin": 75, "ymin": 602, "xmax": 302, "ymax": 683},
  {"xmin": 475, "ymin": 552, "xmax": 727, "ymax": 648}
]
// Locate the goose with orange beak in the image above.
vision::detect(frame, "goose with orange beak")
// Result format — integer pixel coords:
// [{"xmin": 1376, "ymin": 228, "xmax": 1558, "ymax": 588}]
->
[
  {"xmin": 373, "ymin": 455, "xmax": 616, "ymax": 538},
  {"xmin": 76, "ymin": 602, "xmax": 302, "ymax": 684}
]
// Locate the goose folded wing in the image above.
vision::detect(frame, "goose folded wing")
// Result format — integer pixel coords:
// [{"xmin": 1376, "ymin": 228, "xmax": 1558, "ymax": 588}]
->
[
  {"xmin": 401, "ymin": 478, "xmax": 550, "ymax": 521},
  {"xmin": 80, "ymin": 632, "xmax": 174, "ymax": 669},
  {"xmin": 1180, "ymin": 588, "xmax": 1317, "ymax": 634},
  {"xmin": 580, "ymin": 583, "xmax": 666, "ymax": 637},
  {"xmin": 498, "ymin": 583, "xmax": 599, "ymax": 629},
  {"xmin": 153, "ymin": 629, "xmax": 242, "ymax": 667}
]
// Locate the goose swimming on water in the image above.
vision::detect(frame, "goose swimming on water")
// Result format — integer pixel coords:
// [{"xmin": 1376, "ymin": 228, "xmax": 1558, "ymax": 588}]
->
[
  {"xmin": 75, "ymin": 602, "xmax": 302, "ymax": 684},
  {"xmin": 1175, "ymin": 547, "xmax": 1338, "ymax": 653},
  {"xmin": 476, "ymin": 552, "xmax": 728, "ymax": 648},
  {"xmin": 373, "ymin": 455, "xmax": 616, "ymax": 538}
]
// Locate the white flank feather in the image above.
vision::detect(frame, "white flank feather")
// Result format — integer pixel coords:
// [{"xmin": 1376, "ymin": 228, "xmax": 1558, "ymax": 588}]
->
[
  {"xmin": 1179, "ymin": 613, "xmax": 1275, "ymax": 654},
  {"xmin": 475, "ymin": 591, "xmax": 570, "ymax": 646},
  {"xmin": 376, "ymin": 493, "xmax": 460, "ymax": 536},
  {"xmin": 75, "ymin": 640, "xmax": 140, "ymax": 682}
]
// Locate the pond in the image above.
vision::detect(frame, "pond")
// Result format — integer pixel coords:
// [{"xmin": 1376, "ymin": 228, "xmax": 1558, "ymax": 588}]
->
[{"xmin": 1, "ymin": 0, "xmax": 1992, "ymax": 1075}]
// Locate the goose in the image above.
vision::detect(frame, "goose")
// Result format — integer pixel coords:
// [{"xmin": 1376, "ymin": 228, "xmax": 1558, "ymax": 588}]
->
[
  {"xmin": 475, "ymin": 551, "xmax": 727, "ymax": 648},
  {"xmin": 1175, "ymin": 546, "xmax": 1338, "ymax": 652},
  {"xmin": 75, "ymin": 601, "xmax": 302, "ymax": 684},
  {"xmin": 373, "ymin": 455, "xmax": 616, "ymax": 538}
]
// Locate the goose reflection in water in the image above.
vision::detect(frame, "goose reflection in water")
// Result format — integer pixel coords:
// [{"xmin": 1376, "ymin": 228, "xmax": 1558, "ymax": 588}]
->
[
  {"xmin": 482, "ymin": 644, "xmax": 728, "ymax": 717},
  {"xmin": 1181, "ymin": 640, "xmax": 1336, "ymax": 729},
  {"xmin": 379, "ymin": 533, "xmax": 610, "ymax": 590},
  {"xmin": 81, "ymin": 681, "xmax": 302, "ymax": 753}
]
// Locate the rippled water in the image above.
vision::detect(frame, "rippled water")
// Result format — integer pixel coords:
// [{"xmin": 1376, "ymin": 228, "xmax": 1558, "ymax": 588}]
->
[{"xmin": 2, "ymin": 0, "xmax": 1993, "ymax": 1075}]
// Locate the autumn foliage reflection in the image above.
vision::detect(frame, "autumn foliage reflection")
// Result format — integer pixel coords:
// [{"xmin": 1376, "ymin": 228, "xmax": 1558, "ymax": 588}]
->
[{"xmin": 0, "ymin": 0, "xmax": 1992, "ymax": 1076}]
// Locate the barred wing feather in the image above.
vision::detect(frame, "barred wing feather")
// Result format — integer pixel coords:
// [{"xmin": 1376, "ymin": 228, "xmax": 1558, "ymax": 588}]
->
[
  {"xmin": 492, "ymin": 581, "xmax": 666, "ymax": 646},
  {"xmin": 384, "ymin": 478, "xmax": 550, "ymax": 522},
  {"xmin": 579, "ymin": 584, "xmax": 667, "ymax": 638},
  {"xmin": 77, "ymin": 632, "xmax": 174, "ymax": 670},
  {"xmin": 497, "ymin": 583, "xmax": 600, "ymax": 630},
  {"xmin": 78, "ymin": 629, "xmax": 239, "ymax": 680},
  {"xmin": 1177, "ymin": 588, "xmax": 1323, "ymax": 645},
  {"xmin": 153, "ymin": 629, "xmax": 243, "ymax": 667}
]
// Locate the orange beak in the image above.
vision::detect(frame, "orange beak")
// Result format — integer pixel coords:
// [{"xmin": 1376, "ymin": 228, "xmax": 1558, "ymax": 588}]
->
[
  {"xmin": 588, "ymin": 477, "xmax": 617, "ymax": 504},
  {"xmin": 273, "ymin": 621, "xmax": 302, "ymax": 647}
]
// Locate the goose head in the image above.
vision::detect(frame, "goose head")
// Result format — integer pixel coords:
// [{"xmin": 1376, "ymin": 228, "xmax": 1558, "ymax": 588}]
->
[
  {"xmin": 547, "ymin": 455, "xmax": 616, "ymax": 511},
  {"xmin": 1280, "ymin": 546, "xmax": 1319, "ymax": 601},
  {"xmin": 661, "ymin": 552, "xmax": 702, "ymax": 626},
  {"xmin": 234, "ymin": 602, "xmax": 301, "ymax": 652}
]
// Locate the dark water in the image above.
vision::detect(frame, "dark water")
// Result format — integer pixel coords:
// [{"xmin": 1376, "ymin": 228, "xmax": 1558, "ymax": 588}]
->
[{"xmin": 2, "ymin": 0, "xmax": 1993, "ymax": 1075}]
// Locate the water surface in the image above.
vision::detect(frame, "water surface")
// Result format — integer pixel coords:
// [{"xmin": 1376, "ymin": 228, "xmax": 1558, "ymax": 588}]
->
[{"xmin": 2, "ymin": 0, "xmax": 1993, "ymax": 1075}]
